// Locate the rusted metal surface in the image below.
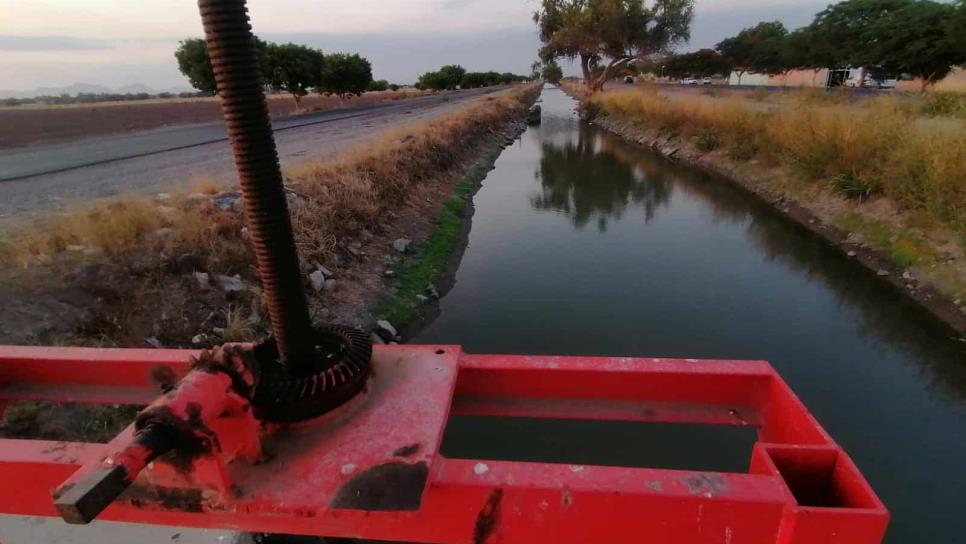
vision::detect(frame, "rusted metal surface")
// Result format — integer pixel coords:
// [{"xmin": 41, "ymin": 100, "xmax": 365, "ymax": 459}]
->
[
  {"xmin": 198, "ymin": 0, "xmax": 313, "ymax": 364},
  {"xmin": 51, "ymin": 345, "xmax": 260, "ymax": 523},
  {"xmin": 0, "ymin": 345, "xmax": 889, "ymax": 543}
]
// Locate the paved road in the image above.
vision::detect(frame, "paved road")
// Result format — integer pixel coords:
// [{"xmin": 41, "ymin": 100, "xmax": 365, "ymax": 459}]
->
[
  {"xmin": 0, "ymin": 87, "xmax": 500, "ymax": 217},
  {"xmin": 0, "ymin": 515, "xmax": 238, "ymax": 544}
]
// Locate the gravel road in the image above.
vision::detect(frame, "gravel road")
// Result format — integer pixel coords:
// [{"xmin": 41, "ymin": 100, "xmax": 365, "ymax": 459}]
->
[{"xmin": 0, "ymin": 87, "xmax": 500, "ymax": 218}]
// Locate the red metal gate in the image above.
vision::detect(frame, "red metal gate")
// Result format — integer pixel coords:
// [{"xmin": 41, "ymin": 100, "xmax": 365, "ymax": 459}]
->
[{"xmin": 0, "ymin": 345, "xmax": 887, "ymax": 543}]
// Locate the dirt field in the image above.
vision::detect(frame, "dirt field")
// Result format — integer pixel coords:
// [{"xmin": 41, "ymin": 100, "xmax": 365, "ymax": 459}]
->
[{"xmin": 0, "ymin": 90, "xmax": 428, "ymax": 149}]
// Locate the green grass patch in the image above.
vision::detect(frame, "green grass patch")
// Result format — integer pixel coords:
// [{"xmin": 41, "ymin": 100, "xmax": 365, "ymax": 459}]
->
[
  {"xmin": 379, "ymin": 141, "xmax": 504, "ymax": 326},
  {"xmin": 695, "ymin": 129, "xmax": 720, "ymax": 151},
  {"xmin": 835, "ymin": 212, "xmax": 937, "ymax": 268}
]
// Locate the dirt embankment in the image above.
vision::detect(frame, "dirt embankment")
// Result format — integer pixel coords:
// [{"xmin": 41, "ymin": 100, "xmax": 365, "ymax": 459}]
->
[
  {"xmin": 0, "ymin": 84, "xmax": 540, "ymax": 350},
  {"xmin": 0, "ymin": 90, "xmax": 430, "ymax": 149},
  {"xmin": 575, "ymin": 89, "xmax": 966, "ymax": 336},
  {"xmin": 0, "ymin": 83, "xmax": 541, "ymax": 440}
]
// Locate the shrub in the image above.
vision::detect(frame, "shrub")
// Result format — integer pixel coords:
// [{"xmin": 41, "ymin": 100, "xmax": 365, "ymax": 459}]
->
[
  {"xmin": 829, "ymin": 174, "xmax": 879, "ymax": 200},
  {"xmin": 920, "ymin": 92, "xmax": 965, "ymax": 118},
  {"xmin": 368, "ymin": 79, "xmax": 390, "ymax": 92},
  {"xmin": 696, "ymin": 129, "xmax": 720, "ymax": 151}
]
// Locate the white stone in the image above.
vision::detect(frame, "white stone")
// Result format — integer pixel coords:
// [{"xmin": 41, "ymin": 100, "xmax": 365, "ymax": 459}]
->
[
  {"xmin": 392, "ymin": 238, "xmax": 411, "ymax": 253},
  {"xmin": 216, "ymin": 274, "xmax": 247, "ymax": 292},
  {"xmin": 376, "ymin": 320, "xmax": 398, "ymax": 338},
  {"xmin": 309, "ymin": 270, "xmax": 326, "ymax": 291},
  {"xmin": 193, "ymin": 272, "xmax": 211, "ymax": 289}
]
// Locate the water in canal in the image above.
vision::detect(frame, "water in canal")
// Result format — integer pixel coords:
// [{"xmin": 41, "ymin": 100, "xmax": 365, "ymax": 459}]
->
[{"xmin": 416, "ymin": 87, "xmax": 966, "ymax": 543}]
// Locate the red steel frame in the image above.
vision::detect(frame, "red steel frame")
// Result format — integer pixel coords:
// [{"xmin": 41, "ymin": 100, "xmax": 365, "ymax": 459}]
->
[{"xmin": 0, "ymin": 345, "xmax": 888, "ymax": 543}]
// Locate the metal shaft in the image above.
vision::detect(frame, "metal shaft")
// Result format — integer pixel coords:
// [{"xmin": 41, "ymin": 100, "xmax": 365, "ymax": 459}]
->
[{"xmin": 198, "ymin": 0, "xmax": 314, "ymax": 364}]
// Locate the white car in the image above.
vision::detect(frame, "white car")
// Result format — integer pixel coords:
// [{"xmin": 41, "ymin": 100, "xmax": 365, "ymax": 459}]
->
[
  {"xmin": 680, "ymin": 78, "xmax": 699, "ymax": 85},
  {"xmin": 701, "ymin": 77, "xmax": 713, "ymax": 85}
]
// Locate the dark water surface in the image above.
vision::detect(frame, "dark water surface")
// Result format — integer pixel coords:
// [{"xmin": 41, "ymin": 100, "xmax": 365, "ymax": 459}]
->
[{"xmin": 417, "ymin": 87, "xmax": 966, "ymax": 543}]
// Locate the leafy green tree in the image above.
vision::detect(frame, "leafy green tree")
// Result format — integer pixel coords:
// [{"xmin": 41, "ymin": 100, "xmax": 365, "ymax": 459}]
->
[
  {"xmin": 716, "ymin": 21, "xmax": 788, "ymax": 84},
  {"xmin": 176, "ymin": 37, "xmax": 270, "ymax": 95},
  {"xmin": 462, "ymin": 72, "xmax": 489, "ymax": 88},
  {"xmin": 535, "ymin": 0, "xmax": 695, "ymax": 91},
  {"xmin": 870, "ymin": 0, "xmax": 965, "ymax": 91},
  {"xmin": 482, "ymin": 71, "xmax": 501, "ymax": 86},
  {"xmin": 542, "ymin": 60, "xmax": 565, "ymax": 84},
  {"xmin": 388, "ymin": 83, "xmax": 401, "ymax": 91},
  {"xmin": 809, "ymin": 0, "xmax": 910, "ymax": 87},
  {"xmin": 782, "ymin": 26, "xmax": 838, "ymax": 86},
  {"xmin": 664, "ymin": 49, "xmax": 730, "ymax": 78},
  {"xmin": 175, "ymin": 39, "xmax": 217, "ymax": 95},
  {"xmin": 317, "ymin": 53, "xmax": 373, "ymax": 98},
  {"xmin": 439, "ymin": 65, "xmax": 468, "ymax": 88},
  {"xmin": 368, "ymin": 79, "xmax": 390, "ymax": 91},
  {"xmin": 263, "ymin": 43, "xmax": 324, "ymax": 106},
  {"xmin": 415, "ymin": 71, "xmax": 448, "ymax": 90},
  {"xmin": 415, "ymin": 65, "xmax": 468, "ymax": 90},
  {"xmin": 949, "ymin": 0, "xmax": 966, "ymax": 53}
]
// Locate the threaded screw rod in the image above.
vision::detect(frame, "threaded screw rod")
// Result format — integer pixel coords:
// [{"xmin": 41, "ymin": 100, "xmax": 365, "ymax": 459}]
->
[{"xmin": 198, "ymin": 0, "xmax": 314, "ymax": 365}]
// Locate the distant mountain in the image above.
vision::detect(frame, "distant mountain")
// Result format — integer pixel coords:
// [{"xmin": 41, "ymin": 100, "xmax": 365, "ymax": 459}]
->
[{"xmin": 0, "ymin": 83, "xmax": 194, "ymax": 99}]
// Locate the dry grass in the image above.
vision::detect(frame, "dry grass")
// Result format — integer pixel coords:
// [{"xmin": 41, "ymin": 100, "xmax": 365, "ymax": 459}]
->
[
  {"xmin": 588, "ymin": 89, "xmax": 966, "ymax": 244},
  {"xmin": 286, "ymin": 87, "xmax": 536, "ymax": 266},
  {"xmin": 2, "ymin": 84, "xmax": 540, "ymax": 277}
]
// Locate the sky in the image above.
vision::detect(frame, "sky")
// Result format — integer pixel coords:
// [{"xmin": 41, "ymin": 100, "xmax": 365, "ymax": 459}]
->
[{"xmin": 0, "ymin": 0, "xmax": 832, "ymax": 94}]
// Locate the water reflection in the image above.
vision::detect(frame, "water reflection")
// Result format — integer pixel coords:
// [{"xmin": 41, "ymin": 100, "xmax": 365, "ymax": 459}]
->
[
  {"xmin": 532, "ymin": 125, "xmax": 673, "ymax": 231},
  {"xmin": 532, "ymin": 112, "xmax": 966, "ymax": 401}
]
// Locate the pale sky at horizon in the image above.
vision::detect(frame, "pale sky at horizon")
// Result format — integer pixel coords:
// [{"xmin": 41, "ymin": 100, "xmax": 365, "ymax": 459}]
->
[{"xmin": 0, "ymin": 0, "xmax": 831, "ymax": 93}]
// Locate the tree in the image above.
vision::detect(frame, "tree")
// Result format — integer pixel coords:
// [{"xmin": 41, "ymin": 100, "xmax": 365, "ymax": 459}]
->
[
  {"xmin": 317, "ymin": 53, "xmax": 373, "ymax": 98},
  {"xmin": 439, "ymin": 65, "xmax": 468, "ymax": 88},
  {"xmin": 716, "ymin": 21, "xmax": 787, "ymax": 85},
  {"xmin": 663, "ymin": 49, "xmax": 730, "ymax": 78},
  {"xmin": 534, "ymin": 0, "xmax": 695, "ymax": 92},
  {"xmin": 263, "ymin": 43, "xmax": 324, "ymax": 106},
  {"xmin": 462, "ymin": 72, "xmax": 489, "ymax": 88},
  {"xmin": 542, "ymin": 60, "xmax": 565, "ymax": 84},
  {"xmin": 176, "ymin": 36, "xmax": 269, "ymax": 95},
  {"xmin": 531, "ymin": 61, "xmax": 544, "ymax": 79},
  {"xmin": 809, "ymin": 0, "xmax": 910, "ymax": 87},
  {"xmin": 368, "ymin": 79, "xmax": 390, "ymax": 91},
  {"xmin": 870, "ymin": 0, "xmax": 965, "ymax": 91},
  {"xmin": 415, "ymin": 65, "xmax": 467, "ymax": 90},
  {"xmin": 783, "ymin": 26, "xmax": 838, "ymax": 86},
  {"xmin": 175, "ymin": 39, "xmax": 217, "ymax": 95},
  {"xmin": 416, "ymin": 70, "xmax": 453, "ymax": 90}
]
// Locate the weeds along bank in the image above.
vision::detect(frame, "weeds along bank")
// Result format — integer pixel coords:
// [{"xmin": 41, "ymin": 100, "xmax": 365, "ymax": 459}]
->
[
  {"xmin": 570, "ymin": 83, "xmax": 966, "ymax": 332},
  {"xmin": 0, "ymin": 84, "xmax": 541, "ymax": 352}
]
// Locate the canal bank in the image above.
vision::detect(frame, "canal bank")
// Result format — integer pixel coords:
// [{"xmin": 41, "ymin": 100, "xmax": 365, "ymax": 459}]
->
[
  {"xmin": 571, "ymin": 85, "xmax": 966, "ymax": 337},
  {"xmin": 419, "ymin": 87, "xmax": 966, "ymax": 544}
]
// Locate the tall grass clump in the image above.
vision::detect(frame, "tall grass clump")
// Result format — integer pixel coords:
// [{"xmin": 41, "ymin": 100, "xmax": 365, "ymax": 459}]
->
[
  {"xmin": 588, "ymin": 88, "xmax": 966, "ymax": 241},
  {"xmin": 920, "ymin": 91, "xmax": 965, "ymax": 118}
]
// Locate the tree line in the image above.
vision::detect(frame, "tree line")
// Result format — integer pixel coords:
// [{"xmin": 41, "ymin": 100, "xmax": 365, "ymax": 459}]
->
[
  {"xmin": 175, "ymin": 38, "xmax": 379, "ymax": 105},
  {"xmin": 414, "ymin": 65, "xmax": 531, "ymax": 90},
  {"xmin": 534, "ymin": 0, "xmax": 966, "ymax": 92},
  {"xmin": 711, "ymin": 0, "xmax": 965, "ymax": 90}
]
